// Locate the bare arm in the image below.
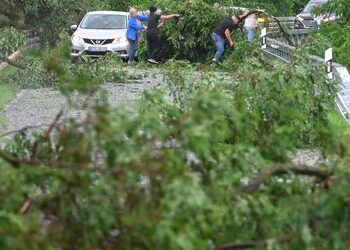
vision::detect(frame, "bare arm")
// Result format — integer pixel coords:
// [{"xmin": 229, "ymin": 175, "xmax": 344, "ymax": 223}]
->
[
  {"xmin": 160, "ymin": 14, "xmax": 180, "ymax": 19},
  {"xmin": 239, "ymin": 12, "xmax": 251, "ymax": 20},
  {"xmin": 238, "ymin": 9, "xmax": 266, "ymax": 22},
  {"xmin": 224, "ymin": 29, "xmax": 234, "ymax": 46}
]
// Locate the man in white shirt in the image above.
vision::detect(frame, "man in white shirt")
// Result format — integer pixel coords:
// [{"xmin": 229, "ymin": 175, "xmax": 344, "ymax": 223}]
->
[{"xmin": 244, "ymin": 13, "xmax": 258, "ymax": 42}]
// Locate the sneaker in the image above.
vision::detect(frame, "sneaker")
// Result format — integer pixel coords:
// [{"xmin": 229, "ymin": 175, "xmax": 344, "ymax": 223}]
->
[
  {"xmin": 211, "ymin": 58, "xmax": 219, "ymax": 64},
  {"xmin": 148, "ymin": 59, "xmax": 159, "ymax": 64}
]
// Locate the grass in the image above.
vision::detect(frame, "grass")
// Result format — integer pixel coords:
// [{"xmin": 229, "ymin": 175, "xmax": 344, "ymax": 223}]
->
[
  {"xmin": 328, "ymin": 110, "xmax": 350, "ymax": 132},
  {"xmin": 0, "ymin": 65, "xmax": 18, "ymax": 111}
]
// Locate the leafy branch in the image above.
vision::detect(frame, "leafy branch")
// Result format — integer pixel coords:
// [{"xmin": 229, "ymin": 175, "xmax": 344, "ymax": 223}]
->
[
  {"xmin": 236, "ymin": 164, "xmax": 333, "ymax": 194},
  {"xmin": 0, "ymin": 55, "xmax": 26, "ymax": 69},
  {"xmin": 217, "ymin": 233, "xmax": 294, "ymax": 250}
]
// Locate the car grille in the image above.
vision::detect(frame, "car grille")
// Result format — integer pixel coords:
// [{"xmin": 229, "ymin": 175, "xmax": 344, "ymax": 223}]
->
[
  {"xmin": 116, "ymin": 50, "xmax": 128, "ymax": 55},
  {"xmin": 83, "ymin": 39, "xmax": 114, "ymax": 45},
  {"xmin": 86, "ymin": 51, "xmax": 108, "ymax": 56}
]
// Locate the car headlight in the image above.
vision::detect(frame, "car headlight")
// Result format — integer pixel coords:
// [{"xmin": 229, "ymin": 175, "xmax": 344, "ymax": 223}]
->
[
  {"xmin": 71, "ymin": 35, "xmax": 84, "ymax": 44},
  {"xmin": 113, "ymin": 37, "xmax": 128, "ymax": 44}
]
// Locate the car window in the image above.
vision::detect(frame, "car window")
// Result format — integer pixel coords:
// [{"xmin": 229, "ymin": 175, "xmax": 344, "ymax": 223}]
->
[{"xmin": 80, "ymin": 14, "xmax": 127, "ymax": 29}]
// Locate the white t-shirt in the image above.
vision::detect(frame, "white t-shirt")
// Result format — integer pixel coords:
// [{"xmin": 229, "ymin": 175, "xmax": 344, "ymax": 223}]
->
[{"xmin": 244, "ymin": 14, "xmax": 258, "ymax": 28}]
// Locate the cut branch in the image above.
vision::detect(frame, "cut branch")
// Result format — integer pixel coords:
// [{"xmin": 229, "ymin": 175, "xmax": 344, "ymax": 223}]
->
[
  {"xmin": 261, "ymin": 12, "xmax": 294, "ymax": 46},
  {"xmin": 1, "ymin": 56, "xmax": 26, "ymax": 70},
  {"xmin": 0, "ymin": 149, "xmax": 126, "ymax": 175},
  {"xmin": 239, "ymin": 9, "xmax": 294, "ymax": 46},
  {"xmin": 0, "ymin": 124, "xmax": 55, "ymax": 137},
  {"xmin": 217, "ymin": 234, "xmax": 294, "ymax": 250},
  {"xmin": 31, "ymin": 110, "xmax": 63, "ymax": 161},
  {"xmin": 237, "ymin": 164, "xmax": 333, "ymax": 194},
  {"xmin": 0, "ymin": 20, "xmax": 30, "ymax": 29}
]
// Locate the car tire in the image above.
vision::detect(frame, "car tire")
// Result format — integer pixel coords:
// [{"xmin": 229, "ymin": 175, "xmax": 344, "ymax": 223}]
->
[{"xmin": 71, "ymin": 56, "xmax": 78, "ymax": 63}]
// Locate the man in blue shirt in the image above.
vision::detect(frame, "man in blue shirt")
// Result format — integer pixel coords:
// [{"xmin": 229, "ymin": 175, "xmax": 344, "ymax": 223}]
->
[{"xmin": 126, "ymin": 8, "xmax": 148, "ymax": 63}]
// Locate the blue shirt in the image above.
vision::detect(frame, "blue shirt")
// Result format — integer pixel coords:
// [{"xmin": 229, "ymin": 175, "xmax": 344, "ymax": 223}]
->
[{"xmin": 126, "ymin": 15, "xmax": 149, "ymax": 41}]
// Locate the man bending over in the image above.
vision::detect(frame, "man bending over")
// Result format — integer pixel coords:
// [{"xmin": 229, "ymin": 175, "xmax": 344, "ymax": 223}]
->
[{"xmin": 211, "ymin": 12, "xmax": 253, "ymax": 63}]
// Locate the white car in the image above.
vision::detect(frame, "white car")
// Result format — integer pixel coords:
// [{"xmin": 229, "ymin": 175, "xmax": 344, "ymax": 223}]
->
[
  {"xmin": 294, "ymin": 0, "xmax": 338, "ymax": 29},
  {"xmin": 70, "ymin": 11, "xmax": 129, "ymax": 61}
]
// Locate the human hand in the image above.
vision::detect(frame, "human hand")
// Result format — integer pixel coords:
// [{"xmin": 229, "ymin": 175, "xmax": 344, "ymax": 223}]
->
[
  {"xmin": 256, "ymin": 8, "xmax": 266, "ymax": 13},
  {"xmin": 229, "ymin": 41, "xmax": 234, "ymax": 47},
  {"xmin": 174, "ymin": 14, "xmax": 180, "ymax": 18}
]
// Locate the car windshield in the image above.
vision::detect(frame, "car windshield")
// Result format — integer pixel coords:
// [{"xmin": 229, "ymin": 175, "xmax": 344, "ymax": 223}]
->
[
  {"xmin": 301, "ymin": 2, "xmax": 324, "ymax": 14},
  {"xmin": 80, "ymin": 14, "xmax": 127, "ymax": 29}
]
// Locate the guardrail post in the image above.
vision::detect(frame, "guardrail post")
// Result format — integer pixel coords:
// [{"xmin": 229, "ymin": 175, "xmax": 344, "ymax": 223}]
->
[
  {"xmin": 325, "ymin": 48, "xmax": 333, "ymax": 80},
  {"xmin": 260, "ymin": 28, "xmax": 267, "ymax": 49}
]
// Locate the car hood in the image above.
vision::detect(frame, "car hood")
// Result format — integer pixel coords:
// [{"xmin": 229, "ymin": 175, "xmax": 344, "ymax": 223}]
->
[
  {"xmin": 73, "ymin": 28, "xmax": 126, "ymax": 39},
  {"xmin": 297, "ymin": 14, "xmax": 314, "ymax": 20}
]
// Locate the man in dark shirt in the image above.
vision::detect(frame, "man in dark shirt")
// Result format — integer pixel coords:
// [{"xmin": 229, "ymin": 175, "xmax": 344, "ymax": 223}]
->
[
  {"xmin": 211, "ymin": 15, "xmax": 240, "ymax": 63},
  {"xmin": 146, "ymin": 6, "xmax": 180, "ymax": 64},
  {"xmin": 211, "ymin": 10, "xmax": 262, "ymax": 63}
]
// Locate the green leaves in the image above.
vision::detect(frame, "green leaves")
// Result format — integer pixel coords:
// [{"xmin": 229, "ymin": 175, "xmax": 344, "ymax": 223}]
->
[
  {"xmin": 306, "ymin": 20, "xmax": 350, "ymax": 70},
  {"xmin": 0, "ymin": 27, "xmax": 24, "ymax": 59},
  {"xmin": 314, "ymin": 0, "xmax": 350, "ymax": 21},
  {"xmin": 0, "ymin": 2, "xmax": 350, "ymax": 248},
  {"xmin": 149, "ymin": 0, "xmax": 224, "ymax": 61}
]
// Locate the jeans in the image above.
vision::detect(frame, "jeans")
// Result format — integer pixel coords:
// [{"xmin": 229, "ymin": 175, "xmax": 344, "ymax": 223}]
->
[
  {"xmin": 245, "ymin": 28, "xmax": 255, "ymax": 42},
  {"xmin": 310, "ymin": 20, "xmax": 318, "ymax": 31},
  {"xmin": 128, "ymin": 38, "xmax": 137, "ymax": 62},
  {"xmin": 147, "ymin": 32, "xmax": 160, "ymax": 60},
  {"xmin": 211, "ymin": 32, "xmax": 225, "ymax": 61}
]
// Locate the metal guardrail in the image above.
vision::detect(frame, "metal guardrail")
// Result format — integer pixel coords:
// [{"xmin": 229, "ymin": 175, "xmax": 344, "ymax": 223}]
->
[
  {"xmin": 261, "ymin": 29, "xmax": 350, "ymax": 124},
  {"xmin": 266, "ymin": 29, "xmax": 310, "ymax": 46},
  {"xmin": 264, "ymin": 37, "xmax": 295, "ymax": 63}
]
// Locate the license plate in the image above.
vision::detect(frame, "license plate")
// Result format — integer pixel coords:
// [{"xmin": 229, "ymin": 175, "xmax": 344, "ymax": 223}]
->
[{"xmin": 88, "ymin": 47, "xmax": 107, "ymax": 52}]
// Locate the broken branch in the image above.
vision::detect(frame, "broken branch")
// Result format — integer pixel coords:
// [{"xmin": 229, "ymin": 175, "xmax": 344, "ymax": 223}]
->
[{"xmin": 237, "ymin": 164, "xmax": 333, "ymax": 194}]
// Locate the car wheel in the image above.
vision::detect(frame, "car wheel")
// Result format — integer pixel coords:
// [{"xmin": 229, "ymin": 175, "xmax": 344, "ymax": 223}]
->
[{"xmin": 71, "ymin": 56, "xmax": 78, "ymax": 63}]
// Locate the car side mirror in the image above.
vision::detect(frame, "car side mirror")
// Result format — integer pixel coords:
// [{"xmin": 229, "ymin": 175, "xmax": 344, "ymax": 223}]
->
[{"xmin": 71, "ymin": 25, "xmax": 78, "ymax": 31}]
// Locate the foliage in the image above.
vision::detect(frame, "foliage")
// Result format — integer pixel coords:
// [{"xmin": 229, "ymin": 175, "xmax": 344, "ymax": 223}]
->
[
  {"xmin": 213, "ymin": 0, "xmax": 309, "ymax": 16},
  {"xmin": 101, "ymin": 0, "xmax": 309, "ymax": 15},
  {"xmin": 107, "ymin": 0, "xmax": 154, "ymax": 10},
  {"xmin": 0, "ymin": 27, "xmax": 24, "ymax": 59},
  {"xmin": 0, "ymin": 0, "xmax": 109, "ymax": 45},
  {"xmin": 1, "ymin": 48, "xmax": 348, "ymax": 249},
  {"xmin": 9, "ymin": 54, "xmax": 127, "ymax": 89},
  {"xmin": 8, "ymin": 55, "xmax": 59, "ymax": 89},
  {"xmin": 150, "ymin": 0, "xmax": 224, "ymax": 62},
  {"xmin": 307, "ymin": 21, "xmax": 350, "ymax": 69},
  {"xmin": 0, "ymin": 65, "xmax": 18, "ymax": 110},
  {"xmin": 139, "ymin": 0, "xmax": 305, "ymax": 62},
  {"xmin": 8, "ymin": 36, "xmax": 127, "ymax": 89},
  {"xmin": 220, "ymin": 32, "xmax": 260, "ymax": 69},
  {"xmin": 314, "ymin": 0, "xmax": 350, "ymax": 21},
  {"xmin": 0, "ymin": 0, "xmax": 308, "ymax": 53},
  {"xmin": 1, "ymin": 1, "xmax": 350, "ymax": 249}
]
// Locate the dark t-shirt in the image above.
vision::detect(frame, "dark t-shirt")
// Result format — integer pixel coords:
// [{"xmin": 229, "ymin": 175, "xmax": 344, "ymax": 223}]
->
[
  {"xmin": 213, "ymin": 17, "xmax": 237, "ymax": 39},
  {"xmin": 147, "ymin": 14, "xmax": 161, "ymax": 34}
]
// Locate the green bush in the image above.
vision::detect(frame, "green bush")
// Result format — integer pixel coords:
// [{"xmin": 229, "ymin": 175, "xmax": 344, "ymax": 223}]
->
[
  {"xmin": 1, "ymin": 53, "xmax": 347, "ymax": 249},
  {"xmin": 308, "ymin": 21, "xmax": 350, "ymax": 69},
  {"xmin": 0, "ymin": 27, "xmax": 24, "ymax": 59},
  {"xmin": 148, "ymin": 0, "xmax": 225, "ymax": 62},
  {"xmin": 315, "ymin": 0, "xmax": 350, "ymax": 21},
  {"xmin": 9, "ymin": 48, "xmax": 126, "ymax": 89}
]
